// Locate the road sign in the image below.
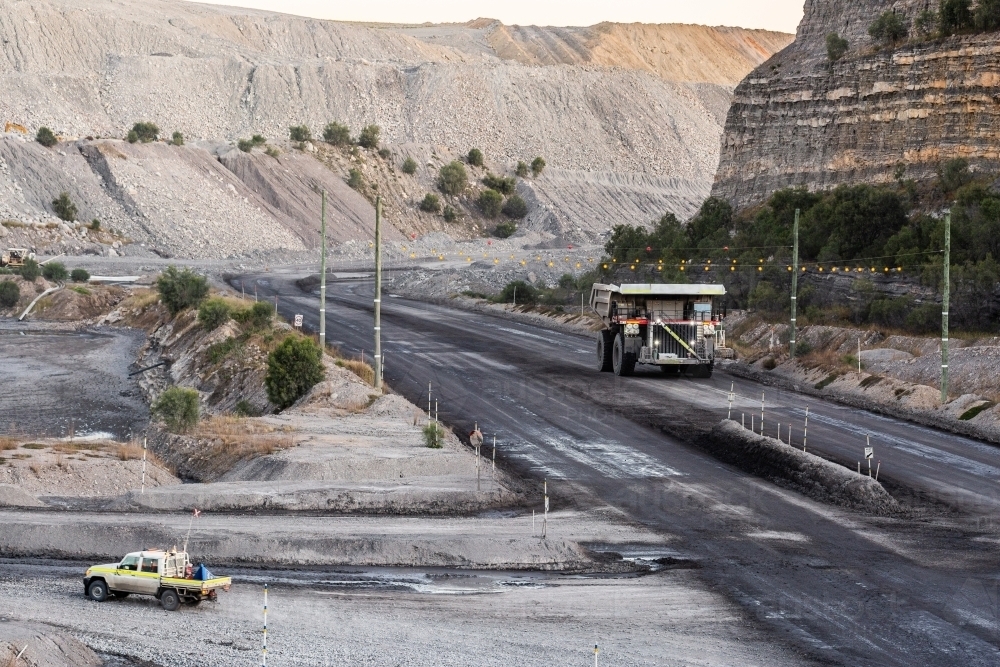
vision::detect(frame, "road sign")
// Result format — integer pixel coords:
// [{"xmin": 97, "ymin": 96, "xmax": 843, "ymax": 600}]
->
[
  {"xmin": 864, "ymin": 446, "xmax": 874, "ymax": 459},
  {"xmin": 293, "ymin": 314, "xmax": 303, "ymax": 328}
]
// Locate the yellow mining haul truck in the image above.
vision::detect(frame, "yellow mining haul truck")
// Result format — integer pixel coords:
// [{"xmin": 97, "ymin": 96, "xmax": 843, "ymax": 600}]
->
[
  {"xmin": 590, "ymin": 282, "xmax": 726, "ymax": 377},
  {"xmin": 84, "ymin": 549, "xmax": 232, "ymax": 611}
]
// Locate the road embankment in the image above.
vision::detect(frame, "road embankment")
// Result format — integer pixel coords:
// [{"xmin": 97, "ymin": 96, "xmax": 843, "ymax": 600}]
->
[{"xmin": 706, "ymin": 420, "xmax": 899, "ymax": 515}]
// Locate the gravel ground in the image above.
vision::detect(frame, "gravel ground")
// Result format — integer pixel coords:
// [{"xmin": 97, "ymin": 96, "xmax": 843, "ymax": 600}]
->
[{"xmin": 0, "ymin": 558, "xmax": 807, "ymax": 667}]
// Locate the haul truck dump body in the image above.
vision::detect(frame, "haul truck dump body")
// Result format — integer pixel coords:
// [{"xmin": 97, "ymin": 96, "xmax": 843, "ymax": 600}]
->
[{"xmin": 590, "ymin": 283, "xmax": 725, "ymax": 377}]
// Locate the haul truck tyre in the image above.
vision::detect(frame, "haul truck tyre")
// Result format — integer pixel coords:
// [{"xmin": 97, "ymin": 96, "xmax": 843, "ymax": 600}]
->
[
  {"xmin": 87, "ymin": 580, "xmax": 108, "ymax": 602},
  {"xmin": 612, "ymin": 334, "xmax": 636, "ymax": 377},
  {"xmin": 160, "ymin": 589, "xmax": 180, "ymax": 611},
  {"xmin": 596, "ymin": 330, "xmax": 613, "ymax": 372}
]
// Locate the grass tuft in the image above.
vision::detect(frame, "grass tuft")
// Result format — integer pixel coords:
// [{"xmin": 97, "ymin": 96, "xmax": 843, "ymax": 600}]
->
[{"xmin": 959, "ymin": 402, "xmax": 996, "ymax": 421}]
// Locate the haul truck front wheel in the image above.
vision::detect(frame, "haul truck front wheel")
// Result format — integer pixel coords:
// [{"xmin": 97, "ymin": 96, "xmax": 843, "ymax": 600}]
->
[
  {"xmin": 612, "ymin": 334, "xmax": 636, "ymax": 377},
  {"xmin": 596, "ymin": 330, "xmax": 613, "ymax": 372}
]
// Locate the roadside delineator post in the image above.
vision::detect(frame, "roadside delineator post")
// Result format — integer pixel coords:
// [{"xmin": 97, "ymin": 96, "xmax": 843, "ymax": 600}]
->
[
  {"xmin": 262, "ymin": 583, "xmax": 268, "ymax": 667},
  {"xmin": 542, "ymin": 479, "xmax": 549, "ymax": 539},
  {"xmin": 492, "ymin": 435, "xmax": 496, "ymax": 481},
  {"xmin": 803, "ymin": 407, "xmax": 809, "ymax": 452},
  {"xmin": 742, "ymin": 412, "xmax": 745, "ymax": 429},
  {"xmin": 875, "ymin": 460, "xmax": 881, "ymax": 482},
  {"xmin": 594, "ymin": 644, "xmax": 599, "ymax": 667},
  {"xmin": 760, "ymin": 392, "xmax": 765, "ymax": 436},
  {"xmin": 727, "ymin": 382, "xmax": 734, "ymax": 420},
  {"xmin": 140, "ymin": 437, "xmax": 147, "ymax": 495}
]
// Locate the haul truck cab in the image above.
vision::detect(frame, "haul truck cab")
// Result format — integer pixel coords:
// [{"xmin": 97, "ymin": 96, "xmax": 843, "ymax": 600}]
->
[{"xmin": 590, "ymin": 283, "xmax": 725, "ymax": 377}]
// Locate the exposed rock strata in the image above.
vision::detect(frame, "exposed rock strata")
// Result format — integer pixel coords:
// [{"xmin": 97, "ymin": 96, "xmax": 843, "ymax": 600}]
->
[{"xmin": 713, "ymin": 0, "xmax": 1000, "ymax": 208}]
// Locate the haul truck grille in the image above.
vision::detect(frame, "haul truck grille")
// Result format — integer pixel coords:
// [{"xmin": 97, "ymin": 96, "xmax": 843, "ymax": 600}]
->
[{"xmin": 650, "ymin": 323, "xmax": 701, "ymax": 359}]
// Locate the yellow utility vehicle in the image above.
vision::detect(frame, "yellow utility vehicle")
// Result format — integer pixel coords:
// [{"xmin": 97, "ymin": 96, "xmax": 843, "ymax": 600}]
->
[{"xmin": 83, "ymin": 548, "xmax": 231, "ymax": 611}]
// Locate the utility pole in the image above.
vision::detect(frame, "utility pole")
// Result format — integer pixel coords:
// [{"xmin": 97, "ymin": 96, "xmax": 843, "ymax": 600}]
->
[
  {"xmin": 790, "ymin": 208, "xmax": 799, "ymax": 358},
  {"xmin": 941, "ymin": 211, "xmax": 950, "ymax": 404},
  {"xmin": 319, "ymin": 190, "xmax": 327, "ymax": 350},
  {"xmin": 374, "ymin": 196, "xmax": 383, "ymax": 391}
]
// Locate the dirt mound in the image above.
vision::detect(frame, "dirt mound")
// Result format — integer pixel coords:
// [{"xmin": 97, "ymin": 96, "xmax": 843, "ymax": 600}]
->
[
  {"xmin": 0, "ymin": 621, "xmax": 101, "ymax": 667},
  {"xmin": 707, "ymin": 420, "xmax": 899, "ymax": 514}
]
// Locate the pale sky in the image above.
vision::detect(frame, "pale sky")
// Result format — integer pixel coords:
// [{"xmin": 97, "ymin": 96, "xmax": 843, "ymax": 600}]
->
[{"xmin": 191, "ymin": 0, "xmax": 805, "ymax": 33}]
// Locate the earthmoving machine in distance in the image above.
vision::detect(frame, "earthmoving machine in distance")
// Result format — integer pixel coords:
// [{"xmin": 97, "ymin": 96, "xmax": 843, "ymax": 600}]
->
[
  {"xmin": 590, "ymin": 283, "xmax": 725, "ymax": 377},
  {"xmin": 0, "ymin": 248, "xmax": 34, "ymax": 267}
]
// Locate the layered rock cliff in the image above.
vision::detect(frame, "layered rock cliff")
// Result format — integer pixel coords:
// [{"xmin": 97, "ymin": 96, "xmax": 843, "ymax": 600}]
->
[{"xmin": 712, "ymin": 0, "xmax": 1000, "ymax": 209}]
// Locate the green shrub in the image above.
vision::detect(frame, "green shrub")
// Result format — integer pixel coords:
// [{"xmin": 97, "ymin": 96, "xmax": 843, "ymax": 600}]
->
[
  {"xmin": 52, "ymin": 192, "xmax": 77, "ymax": 222},
  {"xmin": 420, "ymin": 193, "xmax": 441, "ymax": 213},
  {"xmin": 443, "ymin": 205, "xmax": 458, "ymax": 222},
  {"xmin": 959, "ymin": 401, "xmax": 996, "ymax": 420},
  {"xmin": 233, "ymin": 300, "xmax": 274, "ymax": 329},
  {"xmin": 976, "ymin": 0, "xmax": 1000, "ymax": 29},
  {"xmin": 90, "ymin": 219, "xmax": 101, "ymax": 231},
  {"xmin": 531, "ymin": 156, "xmax": 546, "ymax": 176},
  {"xmin": 206, "ymin": 336, "xmax": 242, "ymax": 364},
  {"xmin": 515, "ymin": 161, "xmax": 528, "ymax": 178},
  {"xmin": 939, "ymin": 157, "xmax": 972, "ymax": 192},
  {"xmin": 815, "ymin": 373, "xmax": 840, "ymax": 390},
  {"xmin": 156, "ymin": 266, "xmax": 209, "ymax": 315},
  {"xmin": 347, "ymin": 168, "xmax": 364, "ymax": 190},
  {"xmin": 265, "ymin": 336, "xmax": 325, "ymax": 410},
  {"xmin": 131, "ymin": 122, "xmax": 159, "ymax": 143},
  {"xmin": 237, "ymin": 139, "xmax": 254, "ymax": 153},
  {"xmin": 42, "ymin": 261, "xmax": 68, "ymax": 281},
  {"xmin": 482, "ymin": 173, "xmax": 516, "ymax": 195},
  {"xmin": 378, "ymin": 148, "xmax": 390, "ymax": 159},
  {"xmin": 826, "ymin": 32, "xmax": 849, "ymax": 61},
  {"xmin": 198, "ymin": 298, "xmax": 231, "ymax": 331},
  {"xmin": 916, "ymin": 9, "xmax": 939, "ymax": 35},
  {"xmin": 401, "ymin": 157, "xmax": 417, "ymax": 174},
  {"xmin": 438, "ymin": 161, "xmax": 468, "ymax": 195},
  {"xmin": 423, "ymin": 422, "xmax": 444, "ymax": 448},
  {"xmin": 19, "ymin": 258, "xmax": 39, "ymax": 282},
  {"xmin": 70, "ymin": 268, "xmax": 90, "ymax": 283},
  {"xmin": 152, "ymin": 386, "xmax": 200, "ymax": 433},
  {"xmin": 35, "ymin": 127, "xmax": 57, "ymax": 148},
  {"xmin": 126, "ymin": 130, "xmax": 139, "ymax": 143},
  {"xmin": 467, "ymin": 148, "xmax": 484, "ymax": 167},
  {"xmin": 499, "ymin": 280, "xmax": 536, "ymax": 304},
  {"xmin": 0, "ymin": 281, "xmax": 19, "ymax": 308},
  {"xmin": 940, "ymin": 0, "xmax": 974, "ymax": 33},
  {"xmin": 502, "ymin": 194, "xmax": 528, "ymax": 218},
  {"xmin": 265, "ymin": 146, "xmax": 280, "ymax": 158},
  {"xmin": 357, "ymin": 124, "xmax": 381, "ymax": 149},
  {"xmin": 478, "ymin": 189, "xmax": 503, "ymax": 218},
  {"xmin": 323, "ymin": 122, "xmax": 351, "ymax": 145},
  {"xmin": 233, "ymin": 399, "xmax": 260, "ymax": 417},
  {"xmin": 171, "ymin": 131, "xmax": 184, "ymax": 146},
  {"xmin": 869, "ymin": 11, "xmax": 908, "ymax": 45},
  {"xmin": 289, "ymin": 125, "xmax": 312, "ymax": 142},
  {"xmin": 494, "ymin": 220, "xmax": 517, "ymax": 238}
]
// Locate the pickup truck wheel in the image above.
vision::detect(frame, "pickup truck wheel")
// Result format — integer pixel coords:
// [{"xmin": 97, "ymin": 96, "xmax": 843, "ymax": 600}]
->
[
  {"xmin": 596, "ymin": 330, "xmax": 613, "ymax": 372},
  {"xmin": 160, "ymin": 589, "xmax": 180, "ymax": 611},
  {"xmin": 87, "ymin": 580, "xmax": 109, "ymax": 602}
]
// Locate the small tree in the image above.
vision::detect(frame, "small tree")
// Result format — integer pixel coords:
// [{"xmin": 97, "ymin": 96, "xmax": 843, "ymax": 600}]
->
[
  {"xmin": 90, "ymin": 219, "xmax": 101, "ymax": 231},
  {"xmin": 939, "ymin": 157, "xmax": 972, "ymax": 191},
  {"xmin": 171, "ymin": 131, "xmax": 184, "ymax": 146},
  {"xmin": 423, "ymin": 422, "xmax": 444, "ymax": 448},
  {"xmin": 975, "ymin": 0, "xmax": 1000, "ymax": 30},
  {"xmin": 467, "ymin": 148, "xmax": 484, "ymax": 167},
  {"xmin": 0, "ymin": 281, "xmax": 19, "ymax": 308},
  {"xmin": 198, "ymin": 298, "xmax": 231, "ymax": 331},
  {"xmin": 869, "ymin": 11, "xmax": 908, "ymax": 45},
  {"xmin": 494, "ymin": 221, "xmax": 517, "ymax": 238},
  {"xmin": 531, "ymin": 156, "xmax": 546, "ymax": 176},
  {"xmin": 401, "ymin": 156, "xmax": 418, "ymax": 174},
  {"xmin": 70, "ymin": 268, "xmax": 90, "ymax": 283},
  {"xmin": 438, "ymin": 161, "xmax": 468, "ymax": 195},
  {"xmin": 157, "ymin": 265, "xmax": 209, "ymax": 315},
  {"xmin": 234, "ymin": 301, "xmax": 274, "ymax": 329},
  {"xmin": 482, "ymin": 173, "xmax": 516, "ymax": 195},
  {"xmin": 940, "ymin": 0, "xmax": 974, "ymax": 34},
  {"xmin": 915, "ymin": 9, "xmax": 939, "ymax": 35},
  {"xmin": 42, "ymin": 261, "xmax": 68, "ymax": 281},
  {"xmin": 35, "ymin": 127, "xmax": 57, "ymax": 148},
  {"xmin": 152, "ymin": 386, "xmax": 200, "ymax": 433},
  {"xmin": 499, "ymin": 280, "xmax": 536, "ymax": 304},
  {"xmin": 443, "ymin": 205, "xmax": 458, "ymax": 222},
  {"xmin": 502, "ymin": 194, "xmax": 528, "ymax": 218},
  {"xmin": 347, "ymin": 168, "xmax": 364, "ymax": 190},
  {"xmin": 323, "ymin": 122, "xmax": 351, "ymax": 145},
  {"xmin": 515, "ymin": 161, "xmax": 529, "ymax": 177},
  {"xmin": 131, "ymin": 122, "xmax": 159, "ymax": 143},
  {"xmin": 52, "ymin": 192, "xmax": 77, "ymax": 222},
  {"xmin": 126, "ymin": 130, "xmax": 139, "ymax": 143},
  {"xmin": 357, "ymin": 124, "xmax": 381, "ymax": 149},
  {"xmin": 420, "ymin": 193, "xmax": 442, "ymax": 213},
  {"xmin": 478, "ymin": 189, "xmax": 503, "ymax": 218},
  {"xmin": 289, "ymin": 125, "xmax": 312, "ymax": 142},
  {"xmin": 826, "ymin": 33, "xmax": 849, "ymax": 61},
  {"xmin": 265, "ymin": 335, "xmax": 325, "ymax": 410},
  {"xmin": 19, "ymin": 258, "xmax": 39, "ymax": 282}
]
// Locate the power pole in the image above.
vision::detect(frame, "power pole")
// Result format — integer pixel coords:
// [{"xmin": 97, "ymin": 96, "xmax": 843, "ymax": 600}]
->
[
  {"xmin": 319, "ymin": 190, "xmax": 327, "ymax": 350},
  {"xmin": 790, "ymin": 208, "xmax": 799, "ymax": 358},
  {"xmin": 941, "ymin": 211, "xmax": 950, "ymax": 404},
  {"xmin": 374, "ymin": 196, "xmax": 383, "ymax": 391}
]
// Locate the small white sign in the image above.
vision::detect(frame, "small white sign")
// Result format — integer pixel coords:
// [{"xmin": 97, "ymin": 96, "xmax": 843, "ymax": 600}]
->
[
  {"xmin": 294, "ymin": 314, "xmax": 303, "ymax": 328},
  {"xmin": 864, "ymin": 446, "xmax": 874, "ymax": 459}
]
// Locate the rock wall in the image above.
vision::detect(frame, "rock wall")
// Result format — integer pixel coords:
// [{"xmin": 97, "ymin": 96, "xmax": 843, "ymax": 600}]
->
[{"xmin": 712, "ymin": 0, "xmax": 1000, "ymax": 209}]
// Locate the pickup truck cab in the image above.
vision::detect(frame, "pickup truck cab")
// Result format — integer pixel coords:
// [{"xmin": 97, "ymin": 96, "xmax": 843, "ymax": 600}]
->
[{"xmin": 84, "ymin": 549, "xmax": 231, "ymax": 611}]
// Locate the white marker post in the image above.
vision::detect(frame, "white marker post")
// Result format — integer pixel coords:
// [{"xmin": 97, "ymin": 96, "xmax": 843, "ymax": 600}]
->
[
  {"xmin": 803, "ymin": 406, "xmax": 809, "ymax": 452},
  {"xmin": 727, "ymin": 382, "xmax": 734, "ymax": 420},
  {"xmin": 875, "ymin": 460, "xmax": 881, "ymax": 482},
  {"xmin": 760, "ymin": 392, "xmax": 765, "ymax": 436},
  {"xmin": 542, "ymin": 479, "xmax": 549, "ymax": 539},
  {"xmin": 865, "ymin": 437, "xmax": 874, "ymax": 477},
  {"xmin": 140, "ymin": 437, "xmax": 147, "ymax": 495},
  {"xmin": 742, "ymin": 413, "xmax": 745, "ymax": 429},
  {"xmin": 492, "ymin": 435, "xmax": 496, "ymax": 481},
  {"xmin": 594, "ymin": 644, "xmax": 600, "ymax": 667},
  {"xmin": 428, "ymin": 382, "xmax": 432, "ymax": 421},
  {"xmin": 262, "ymin": 583, "xmax": 268, "ymax": 667}
]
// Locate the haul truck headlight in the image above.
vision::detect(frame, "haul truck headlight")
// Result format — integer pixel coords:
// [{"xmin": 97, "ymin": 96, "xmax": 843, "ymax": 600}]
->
[{"xmin": 624, "ymin": 323, "xmax": 640, "ymax": 336}]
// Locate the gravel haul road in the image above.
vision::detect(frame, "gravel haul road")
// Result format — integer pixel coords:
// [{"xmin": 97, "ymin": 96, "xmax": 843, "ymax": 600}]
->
[{"xmin": 239, "ymin": 271, "xmax": 1000, "ymax": 667}]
